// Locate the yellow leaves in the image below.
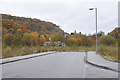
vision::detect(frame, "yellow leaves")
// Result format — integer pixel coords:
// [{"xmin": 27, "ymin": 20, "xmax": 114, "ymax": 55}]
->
[
  {"xmin": 39, "ymin": 35, "xmax": 46, "ymax": 46},
  {"xmin": 23, "ymin": 33, "xmax": 31, "ymax": 45},
  {"xmin": 50, "ymin": 33, "xmax": 64, "ymax": 42},
  {"xmin": 17, "ymin": 29, "xmax": 22, "ymax": 34},
  {"xmin": 17, "ymin": 29, "xmax": 22, "ymax": 32},
  {"xmin": 69, "ymin": 37, "xmax": 78, "ymax": 43},
  {"xmin": 68, "ymin": 37, "xmax": 82, "ymax": 46},
  {"xmin": 22, "ymin": 32, "xmax": 39, "ymax": 45},
  {"xmin": 30, "ymin": 32, "xmax": 39, "ymax": 45},
  {"xmin": 40, "ymin": 35, "xmax": 45, "ymax": 38}
]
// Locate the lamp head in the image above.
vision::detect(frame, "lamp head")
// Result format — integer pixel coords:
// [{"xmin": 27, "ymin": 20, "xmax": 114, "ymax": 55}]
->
[{"xmin": 89, "ymin": 8, "xmax": 94, "ymax": 10}]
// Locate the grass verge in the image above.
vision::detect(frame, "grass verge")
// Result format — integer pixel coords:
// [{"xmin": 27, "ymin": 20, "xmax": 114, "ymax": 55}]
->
[{"xmin": 2, "ymin": 45, "xmax": 119, "ymax": 62}]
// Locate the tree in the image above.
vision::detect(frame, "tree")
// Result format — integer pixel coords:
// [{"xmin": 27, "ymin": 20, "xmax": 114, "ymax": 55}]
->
[
  {"xmin": 67, "ymin": 34, "xmax": 85, "ymax": 46},
  {"xmin": 50, "ymin": 33, "xmax": 64, "ymax": 42},
  {"xmin": 3, "ymin": 33, "xmax": 14, "ymax": 46},
  {"xmin": 2, "ymin": 19, "xmax": 16, "ymax": 29},
  {"xmin": 98, "ymin": 31, "xmax": 105, "ymax": 37},
  {"xmin": 13, "ymin": 33, "xmax": 22, "ymax": 46},
  {"xmin": 67, "ymin": 37, "xmax": 78, "ymax": 46},
  {"xmin": 2, "ymin": 27, "xmax": 8, "ymax": 34},
  {"xmin": 22, "ymin": 33, "xmax": 31, "ymax": 46},
  {"xmin": 90, "ymin": 31, "xmax": 105, "ymax": 40},
  {"xmin": 76, "ymin": 37, "xmax": 82, "ymax": 46},
  {"xmin": 99, "ymin": 35, "xmax": 116, "ymax": 45},
  {"xmin": 45, "ymin": 34, "xmax": 49, "ymax": 41},
  {"xmin": 87, "ymin": 37, "xmax": 95, "ymax": 46},
  {"xmin": 39, "ymin": 35, "xmax": 46, "ymax": 46},
  {"xmin": 82, "ymin": 36, "xmax": 89, "ymax": 46},
  {"xmin": 109, "ymin": 27, "xmax": 120, "ymax": 39},
  {"xmin": 30, "ymin": 32, "xmax": 39, "ymax": 45}
]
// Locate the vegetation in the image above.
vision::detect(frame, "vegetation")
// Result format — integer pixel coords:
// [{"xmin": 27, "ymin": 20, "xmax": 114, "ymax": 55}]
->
[
  {"xmin": 1, "ymin": 14, "xmax": 120, "ymax": 62},
  {"xmin": 2, "ymin": 14, "xmax": 64, "ymax": 35},
  {"xmin": 98, "ymin": 35, "xmax": 116, "ymax": 46}
]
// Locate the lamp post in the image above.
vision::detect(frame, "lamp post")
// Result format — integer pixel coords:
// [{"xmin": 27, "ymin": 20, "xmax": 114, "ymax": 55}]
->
[{"xmin": 89, "ymin": 8, "xmax": 98, "ymax": 54}]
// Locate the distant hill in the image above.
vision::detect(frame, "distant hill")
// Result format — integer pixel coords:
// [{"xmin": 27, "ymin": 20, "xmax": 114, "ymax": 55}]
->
[{"xmin": 2, "ymin": 14, "xmax": 64, "ymax": 35}]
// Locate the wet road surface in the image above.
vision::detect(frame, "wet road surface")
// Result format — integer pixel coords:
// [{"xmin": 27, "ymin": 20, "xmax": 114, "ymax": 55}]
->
[{"xmin": 2, "ymin": 52, "xmax": 118, "ymax": 78}]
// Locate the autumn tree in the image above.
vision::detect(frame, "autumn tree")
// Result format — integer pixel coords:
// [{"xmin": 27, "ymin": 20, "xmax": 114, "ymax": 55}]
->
[
  {"xmin": 3, "ymin": 33, "xmax": 14, "ymax": 46},
  {"xmin": 87, "ymin": 37, "xmax": 95, "ymax": 46},
  {"xmin": 39, "ymin": 35, "xmax": 46, "ymax": 46},
  {"xmin": 2, "ymin": 19, "xmax": 16, "ymax": 29},
  {"xmin": 22, "ymin": 33, "xmax": 31, "ymax": 46},
  {"xmin": 12, "ymin": 32, "xmax": 22, "ymax": 46},
  {"xmin": 45, "ymin": 34, "xmax": 49, "ymax": 41},
  {"xmin": 66, "ymin": 33, "xmax": 84, "ymax": 46},
  {"xmin": 67, "ymin": 37, "xmax": 78, "ymax": 46},
  {"xmin": 50, "ymin": 33, "xmax": 64, "ymax": 42},
  {"xmin": 109, "ymin": 27, "xmax": 120, "ymax": 39},
  {"xmin": 2, "ymin": 27, "xmax": 8, "ymax": 34},
  {"xmin": 30, "ymin": 32, "xmax": 39, "ymax": 45}
]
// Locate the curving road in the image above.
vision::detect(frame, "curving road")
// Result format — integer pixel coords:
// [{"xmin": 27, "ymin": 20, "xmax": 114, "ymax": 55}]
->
[{"xmin": 2, "ymin": 52, "xmax": 118, "ymax": 78}]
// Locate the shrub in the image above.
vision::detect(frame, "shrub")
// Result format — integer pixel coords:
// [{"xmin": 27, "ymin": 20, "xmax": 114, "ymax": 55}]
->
[
  {"xmin": 30, "ymin": 32, "xmax": 39, "ymax": 45},
  {"xmin": 87, "ymin": 37, "xmax": 95, "ymax": 46},
  {"xmin": 22, "ymin": 33, "xmax": 31, "ymax": 46},
  {"xmin": 39, "ymin": 35, "xmax": 46, "ymax": 46},
  {"xmin": 67, "ymin": 37, "xmax": 78, "ymax": 46},
  {"xmin": 3, "ymin": 33, "xmax": 14, "ymax": 46},
  {"xmin": 13, "ymin": 33, "xmax": 22, "ymax": 46},
  {"xmin": 99, "ymin": 35, "xmax": 116, "ymax": 45},
  {"xmin": 50, "ymin": 33, "xmax": 64, "ymax": 42}
]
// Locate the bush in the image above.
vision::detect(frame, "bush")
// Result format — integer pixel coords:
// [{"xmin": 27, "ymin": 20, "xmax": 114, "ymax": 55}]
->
[
  {"xmin": 30, "ymin": 32, "xmax": 39, "ymax": 45},
  {"xmin": 3, "ymin": 33, "xmax": 14, "ymax": 46},
  {"xmin": 99, "ymin": 35, "xmax": 116, "ymax": 45},
  {"xmin": 13, "ymin": 33, "xmax": 22, "ymax": 46},
  {"xmin": 85, "ymin": 37, "xmax": 95, "ymax": 46},
  {"xmin": 67, "ymin": 37, "xmax": 78, "ymax": 46},
  {"xmin": 39, "ymin": 35, "xmax": 46, "ymax": 46},
  {"xmin": 22, "ymin": 33, "xmax": 31, "ymax": 46},
  {"xmin": 50, "ymin": 33, "xmax": 64, "ymax": 42}
]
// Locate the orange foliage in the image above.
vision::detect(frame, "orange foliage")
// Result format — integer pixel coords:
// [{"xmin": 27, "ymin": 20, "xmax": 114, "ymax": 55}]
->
[
  {"xmin": 87, "ymin": 37, "xmax": 95, "ymax": 46},
  {"xmin": 109, "ymin": 27, "xmax": 120, "ymax": 38},
  {"xmin": 39, "ymin": 35, "xmax": 46, "ymax": 46},
  {"xmin": 46, "ymin": 34, "xmax": 49, "ymax": 41}
]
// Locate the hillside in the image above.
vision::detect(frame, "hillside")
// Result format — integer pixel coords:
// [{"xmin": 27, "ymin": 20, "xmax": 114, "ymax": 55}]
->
[
  {"xmin": 2, "ymin": 14, "xmax": 64, "ymax": 35},
  {"xmin": 109, "ymin": 27, "xmax": 120, "ymax": 39}
]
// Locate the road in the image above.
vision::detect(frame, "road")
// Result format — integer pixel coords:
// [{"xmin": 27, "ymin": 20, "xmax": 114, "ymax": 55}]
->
[{"xmin": 2, "ymin": 52, "xmax": 118, "ymax": 78}]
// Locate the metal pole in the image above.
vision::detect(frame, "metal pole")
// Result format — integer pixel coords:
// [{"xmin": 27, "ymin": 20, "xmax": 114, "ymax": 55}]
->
[{"xmin": 95, "ymin": 8, "xmax": 97, "ymax": 54}]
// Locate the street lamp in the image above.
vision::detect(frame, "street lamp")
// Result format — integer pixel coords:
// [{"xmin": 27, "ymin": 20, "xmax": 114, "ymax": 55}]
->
[{"xmin": 89, "ymin": 8, "xmax": 98, "ymax": 54}]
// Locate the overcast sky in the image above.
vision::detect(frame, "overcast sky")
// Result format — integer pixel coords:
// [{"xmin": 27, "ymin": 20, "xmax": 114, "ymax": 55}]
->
[{"xmin": 0, "ymin": 0, "xmax": 119, "ymax": 35}]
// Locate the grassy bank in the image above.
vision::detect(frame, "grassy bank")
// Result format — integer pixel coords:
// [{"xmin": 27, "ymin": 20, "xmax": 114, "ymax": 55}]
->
[
  {"xmin": 98, "ymin": 45, "xmax": 119, "ymax": 62},
  {"xmin": 2, "ymin": 46, "xmax": 56, "ymax": 58},
  {"xmin": 2, "ymin": 45, "xmax": 119, "ymax": 62}
]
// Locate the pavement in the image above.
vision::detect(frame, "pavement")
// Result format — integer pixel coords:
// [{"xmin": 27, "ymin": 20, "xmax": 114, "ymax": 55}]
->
[
  {"xmin": 1, "ymin": 52, "xmax": 119, "ymax": 78},
  {"xmin": 87, "ymin": 51, "xmax": 119, "ymax": 71}
]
